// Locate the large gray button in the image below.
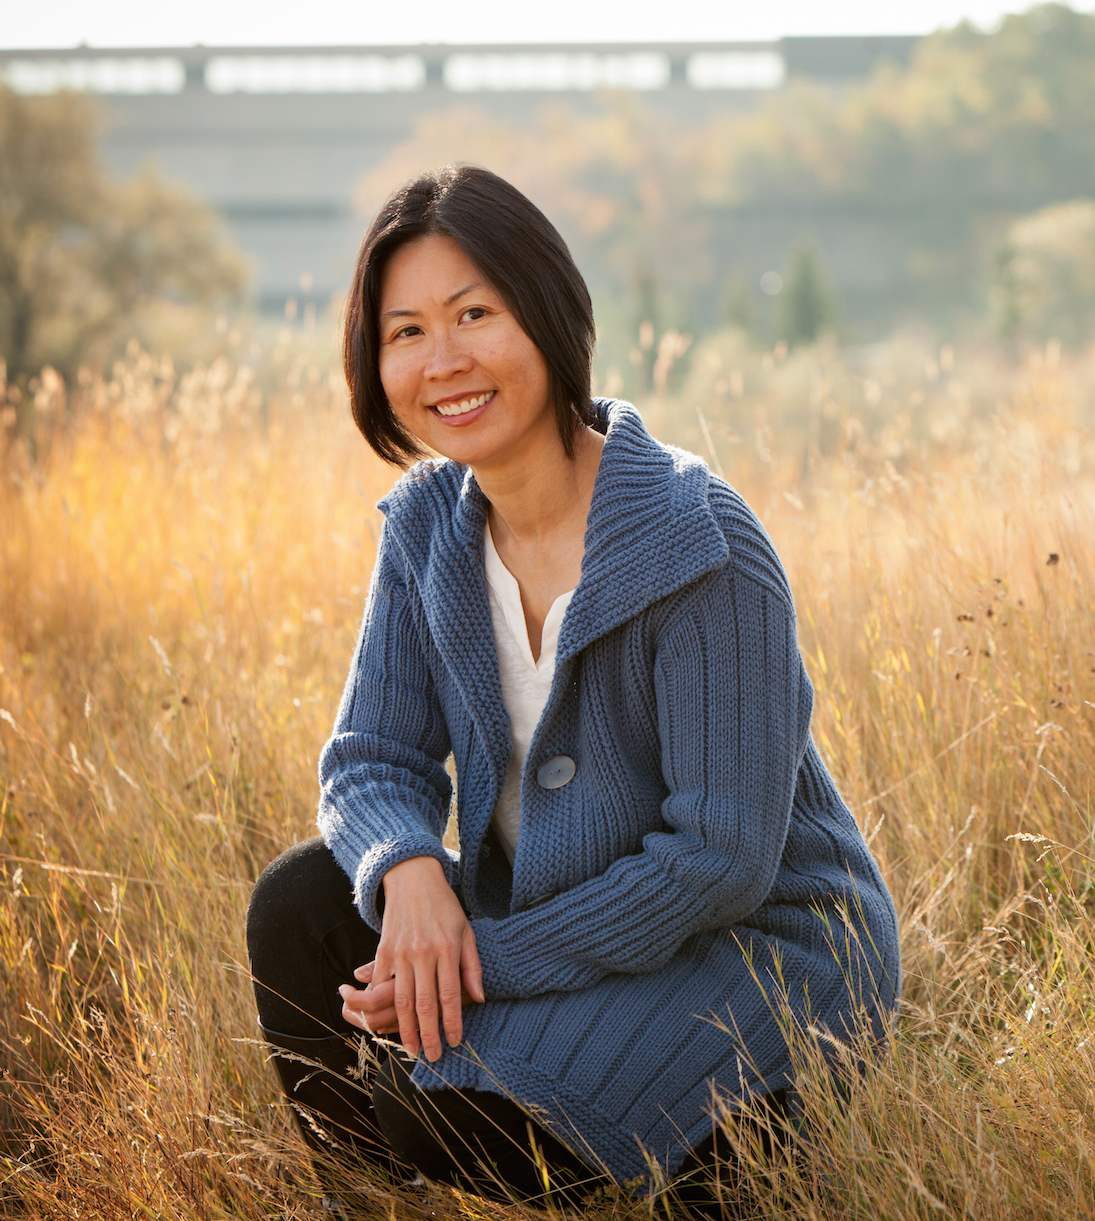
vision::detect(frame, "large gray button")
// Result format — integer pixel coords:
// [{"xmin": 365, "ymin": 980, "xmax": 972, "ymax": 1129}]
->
[{"xmin": 536, "ymin": 755, "xmax": 576, "ymax": 789}]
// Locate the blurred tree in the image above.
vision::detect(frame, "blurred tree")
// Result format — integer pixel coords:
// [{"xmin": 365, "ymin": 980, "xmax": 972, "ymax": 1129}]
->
[
  {"xmin": 693, "ymin": 4, "xmax": 1095, "ymax": 333},
  {"xmin": 778, "ymin": 246, "xmax": 838, "ymax": 347},
  {"xmin": 0, "ymin": 86, "xmax": 245, "ymax": 409},
  {"xmin": 992, "ymin": 199, "xmax": 1095, "ymax": 347},
  {"xmin": 631, "ymin": 267, "xmax": 661, "ymax": 395},
  {"xmin": 356, "ymin": 101, "xmax": 708, "ymax": 330},
  {"xmin": 722, "ymin": 270, "xmax": 755, "ymax": 334},
  {"xmin": 993, "ymin": 243, "xmax": 1024, "ymax": 347},
  {"xmin": 359, "ymin": 5, "xmax": 1095, "ymax": 345}
]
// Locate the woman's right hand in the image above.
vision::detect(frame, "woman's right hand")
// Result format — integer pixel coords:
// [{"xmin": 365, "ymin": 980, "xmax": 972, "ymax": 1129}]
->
[
  {"xmin": 340, "ymin": 855, "xmax": 483, "ymax": 1062},
  {"xmin": 341, "ymin": 963, "xmax": 480, "ymax": 1037}
]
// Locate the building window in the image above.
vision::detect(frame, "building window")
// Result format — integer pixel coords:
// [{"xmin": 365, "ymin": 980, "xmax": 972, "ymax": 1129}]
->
[
  {"xmin": 686, "ymin": 52, "xmax": 785, "ymax": 90},
  {"xmin": 2, "ymin": 57, "xmax": 186, "ymax": 94},
  {"xmin": 203, "ymin": 55, "xmax": 426, "ymax": 94},
  {"xmin": 443, "ymin": 52, "xmax": 670, "ymax": 92}
]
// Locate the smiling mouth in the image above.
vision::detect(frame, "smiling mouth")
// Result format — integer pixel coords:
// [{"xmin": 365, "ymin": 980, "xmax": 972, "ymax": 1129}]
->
[{"xmin": 433, "ymin": 391, "xmax": 495, "ymax": 417}]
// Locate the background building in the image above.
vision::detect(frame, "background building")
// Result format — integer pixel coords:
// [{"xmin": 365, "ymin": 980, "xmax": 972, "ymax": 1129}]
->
[{"xmin": 2, "ymin": 39, "xmax": 918, "ymax": 313}]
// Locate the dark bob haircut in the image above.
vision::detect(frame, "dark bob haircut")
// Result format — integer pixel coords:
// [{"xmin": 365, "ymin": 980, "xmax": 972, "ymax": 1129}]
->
[{"xmin": 342, "ymin": 164, "xmax": 597, "ymax": 466}]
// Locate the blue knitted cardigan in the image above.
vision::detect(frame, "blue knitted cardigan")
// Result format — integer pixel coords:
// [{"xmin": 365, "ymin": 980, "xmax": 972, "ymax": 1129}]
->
[{"xmin": 318, "ymin": 400, "xmax": 900, "ymax": 1185}]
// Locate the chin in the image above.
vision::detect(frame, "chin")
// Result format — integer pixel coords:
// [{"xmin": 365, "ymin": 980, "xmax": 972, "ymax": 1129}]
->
[{"xmin": 427, "ymin": 428, "xmax": 509, "ymax": 467}]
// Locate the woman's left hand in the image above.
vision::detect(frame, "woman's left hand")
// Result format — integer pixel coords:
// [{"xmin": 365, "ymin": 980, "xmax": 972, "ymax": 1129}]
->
[{"xmin": 340, "ymin": 963, "xmax": 398, "ymax": 1034}]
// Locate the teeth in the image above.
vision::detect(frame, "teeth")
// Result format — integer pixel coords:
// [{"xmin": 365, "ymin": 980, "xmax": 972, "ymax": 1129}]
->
[{"xmin": 436, "ymin": 393, "xmax": 491, "ymax": 417}]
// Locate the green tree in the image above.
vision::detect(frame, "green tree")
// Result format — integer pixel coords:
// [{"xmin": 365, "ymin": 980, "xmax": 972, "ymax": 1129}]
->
[
  {"xmin": 0, "ymin": 86, "xmax": 245, "ymax": 411},
  {"xmin": 357, "ymin": 101, "xmax": 705, "ymax": 324},
  {"xmin": 992, "ymin": 199, "xmax": 1095, "ymax": 347},
  {"xmin": 778, "ymin": 245, "xmax": 837, "ymax": 347},
  {"xmin": 361, "ymin": 5, "xmax": 1095, "ymax": 342},
  {"xmin": 695, "ymin": 5, "xmax": 1095, "ymax": 332},
  {"xmin": 722, "ymin": 270, "xmax": 755, "ymax": 334}
]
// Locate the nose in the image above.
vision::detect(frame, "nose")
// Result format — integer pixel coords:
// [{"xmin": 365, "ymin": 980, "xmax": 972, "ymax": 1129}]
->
[{"xmin": 423, "ymin": 327, "xmax": 473, "ymax": 382}]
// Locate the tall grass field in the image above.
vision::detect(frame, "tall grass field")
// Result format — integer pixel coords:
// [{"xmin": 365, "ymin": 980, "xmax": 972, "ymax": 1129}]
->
[{"xmin": 1, "ymin": 334, "xmax": 1093, "ymax": 1219}]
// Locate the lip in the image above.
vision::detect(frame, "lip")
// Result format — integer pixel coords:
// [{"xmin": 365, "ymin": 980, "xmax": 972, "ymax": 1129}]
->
[{"xmin": 430, "ymin": 390, "xmax": 496, "ymax": 426}]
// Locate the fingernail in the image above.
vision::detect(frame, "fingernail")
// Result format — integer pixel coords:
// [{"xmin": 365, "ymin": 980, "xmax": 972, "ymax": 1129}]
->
[{"xmin": 337, "ymin": 985, "xmax": 350, "ymax": 998}]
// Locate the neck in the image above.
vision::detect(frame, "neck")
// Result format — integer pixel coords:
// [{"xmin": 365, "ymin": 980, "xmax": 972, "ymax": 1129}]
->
[{"xmin": 474, "ymin": 423, "xmax": 604, "ymax": 547}]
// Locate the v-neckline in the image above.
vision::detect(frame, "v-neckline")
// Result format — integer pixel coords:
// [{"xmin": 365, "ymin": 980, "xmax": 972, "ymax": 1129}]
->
[{"xmin": 483, "ymin": 525, "xmax": 576, "ymax": 669}]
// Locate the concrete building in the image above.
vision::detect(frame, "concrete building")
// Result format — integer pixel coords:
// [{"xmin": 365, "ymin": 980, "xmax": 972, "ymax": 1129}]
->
[{"xmin": 2, "ymin": 38, "xmax": 918, "ymax": 313}]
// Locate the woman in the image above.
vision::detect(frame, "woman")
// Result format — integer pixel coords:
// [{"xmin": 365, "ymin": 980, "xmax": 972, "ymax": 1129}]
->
[{"xmin": 246, "ymin": 165, "xmax": 900, "ymax": 1210}]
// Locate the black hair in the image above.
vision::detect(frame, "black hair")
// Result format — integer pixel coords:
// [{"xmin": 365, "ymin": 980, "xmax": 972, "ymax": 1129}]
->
[{"xmin": 342, "ymin": 164, "xmax": 597, "ymax": 466}]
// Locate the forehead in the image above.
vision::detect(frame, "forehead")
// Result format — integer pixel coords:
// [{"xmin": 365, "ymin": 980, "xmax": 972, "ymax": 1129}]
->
[{"xmin": 379, "ymin": 234, "xmax": 488, "ymax": 308}]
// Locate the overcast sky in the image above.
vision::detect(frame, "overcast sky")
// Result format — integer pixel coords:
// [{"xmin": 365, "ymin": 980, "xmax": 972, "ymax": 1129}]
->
[{"xmin": 0, "ymin": 0, "xmax": 1054, "ymax": 48}]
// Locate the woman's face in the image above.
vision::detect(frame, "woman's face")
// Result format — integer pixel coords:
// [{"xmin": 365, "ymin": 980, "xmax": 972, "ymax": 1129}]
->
[{"xmin": 377, "ymin": 234, "xmax": 556, "ymax": 471}]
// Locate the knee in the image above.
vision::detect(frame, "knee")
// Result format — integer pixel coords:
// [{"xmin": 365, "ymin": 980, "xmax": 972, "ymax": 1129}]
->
[{"xmin": 246, "ymin": 837, "xmax": 350, "ymax": 970}]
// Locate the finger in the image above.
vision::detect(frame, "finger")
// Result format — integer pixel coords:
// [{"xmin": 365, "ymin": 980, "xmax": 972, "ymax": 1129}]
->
[
  {"xmin": 339, "ymin": 983, "xmax": 368, "ymax": 1009},
  {"xmin": 460, "ymin": 927, "xmax": 485, "ymax": 1004},
  {"xmin": 342, "ymin": 977, "xmax": 397, "ymax": 1028},
  {"xmin": 373, "ymin": 943, "xmax": 393, "ymax": 988},
  {"xmin": 366, "ymin": 996, "xmax": 399, "ymax": 1033},
  {"xmin": 393, "ymin": 963, "xmax": 421, "ymax": 1058},
  {"xmin": 437, "ymin": 949, "xmax": 464, "ymax": 1049},
  {"xmin": 366, "ymin": 986, "xmax": 400, "ymax": 1035},
  {"xmin": 342, "ymin": 996, "xmax": 398, "ymax": 1034},
  {"xmin": 361, "ymin": 979, "xmax": 396, "ymax": 1018},
  {"xmin": 339, "ymin": 990, "xmax": 370, "ymax": 1031},
  {"xmin": 354, "ymin": 962, "xmax": 375, "ymax": 983},
  {"xmin": 359, "ymin": 996, "xmax": 400, "ymax": 1033},
  {"xmin": 364, "ymin": 978, "xmax": 395, "ymax": 1002},
  {"xmin": 413, "ymin": 960, "xmax": 443, "ymax": 1062}
]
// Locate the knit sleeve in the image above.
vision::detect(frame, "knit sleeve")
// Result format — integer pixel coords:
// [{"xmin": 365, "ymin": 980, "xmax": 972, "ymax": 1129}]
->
[
  {"xmin": 469, "ymin": 564, "xmax": 812, "ymax": 998},
  {"xmin": 316, "ymin": 533, "xmax": 455, "ymax": 931}
]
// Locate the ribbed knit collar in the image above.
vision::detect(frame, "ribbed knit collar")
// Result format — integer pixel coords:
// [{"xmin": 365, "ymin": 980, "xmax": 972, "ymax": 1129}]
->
[
  {"xmin": 559, "ymin": 400, "xmax": 729, "ymax": 661},
  {"xmin": 377, "ymin": 400, "xmax": 729, "ymax": 826},
  {"xmin": 380, "ymin": 399, "xmax": 728, "ymax": 662}
]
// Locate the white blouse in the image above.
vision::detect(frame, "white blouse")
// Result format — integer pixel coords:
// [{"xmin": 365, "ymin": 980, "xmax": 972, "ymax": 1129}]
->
[{"xmin": 483, "ymin": 526, "xmax": 575, "ymax": 865}]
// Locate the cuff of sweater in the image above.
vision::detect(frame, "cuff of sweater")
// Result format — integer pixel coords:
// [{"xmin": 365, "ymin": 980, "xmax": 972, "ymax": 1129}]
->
[
  {"xmin": 352, "ymin": 835, "xmax": 455, "ymax": 928},
  {"xmin": 471, "ymin": 915, "xmax": 601, "ymax": 1001},
  {"xmin": 469, "ymin": 918, "xmax": 528, "ymax": 1000}
]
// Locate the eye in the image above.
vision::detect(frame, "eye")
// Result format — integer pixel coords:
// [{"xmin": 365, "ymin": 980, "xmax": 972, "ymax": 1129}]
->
[
  {"xmin": 461, "ymin": 306, "xmax": 488, "ymax": 323},
  {"xmin": 391, "ymin": 323, "xmax": 422, "ymax": 340}
]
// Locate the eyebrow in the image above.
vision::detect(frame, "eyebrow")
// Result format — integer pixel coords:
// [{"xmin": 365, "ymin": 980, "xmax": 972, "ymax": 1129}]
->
[
  {"xmin": 445, "ymin": 281, "xmax": 483, "ymax": 306},
  {"xmin": 380, "ymin": 282, "xmax": 485, "ymax": 321}
]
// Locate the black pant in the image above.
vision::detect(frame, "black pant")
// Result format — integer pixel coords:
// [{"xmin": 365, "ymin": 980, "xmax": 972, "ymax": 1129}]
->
[{"xmin": 245, "ymin": 838, "xmax": 786, "ymax": 1211}]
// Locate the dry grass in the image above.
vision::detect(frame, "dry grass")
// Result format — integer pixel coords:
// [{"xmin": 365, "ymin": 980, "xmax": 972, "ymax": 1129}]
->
[{"xmin": 1, "ymin": 333, "xmax": 1093, "ymax": 1219}]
